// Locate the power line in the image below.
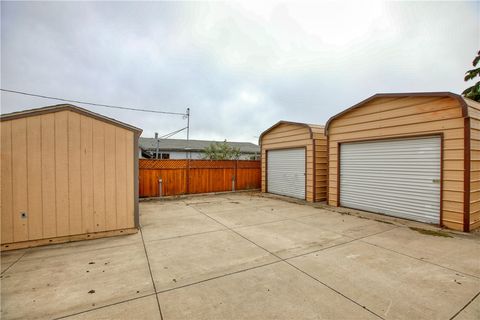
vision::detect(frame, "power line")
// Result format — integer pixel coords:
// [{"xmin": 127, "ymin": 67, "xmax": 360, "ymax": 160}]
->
[
  {"xmin": 159, "ymin": 127, "xmax": 188, "ymax": 139},
  {"xmin": 0, "ymin": 88, "xmax": 187, "ymax": 116}
]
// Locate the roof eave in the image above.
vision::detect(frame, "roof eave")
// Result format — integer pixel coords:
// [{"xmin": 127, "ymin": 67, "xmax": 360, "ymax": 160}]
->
[{"xmin": 1, "ymin": 104, "xmax": 143, "ymax": 134}]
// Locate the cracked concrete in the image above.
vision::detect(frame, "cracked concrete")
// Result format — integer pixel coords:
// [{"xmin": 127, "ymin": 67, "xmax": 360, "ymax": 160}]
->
[{"xmin": 1, "ymin": 192, "xmax": 479, "ymax": 320}]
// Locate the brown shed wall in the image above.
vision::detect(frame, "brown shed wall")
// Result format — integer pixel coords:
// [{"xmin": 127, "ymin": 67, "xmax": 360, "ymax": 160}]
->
[
  {"xmin": 1, "ymin": 109, "xmax": 138, "ymax": 250},
  {"xmin": 260, "ymin": 122, "xmax": 327, "ymax": 202},
  {"xmin": 326, "ymin": 95, "xmax": 468, "ymax": 231},
  {"xmin": 468, "ymin": 100, "xmax": 480, "ymax": 230}
]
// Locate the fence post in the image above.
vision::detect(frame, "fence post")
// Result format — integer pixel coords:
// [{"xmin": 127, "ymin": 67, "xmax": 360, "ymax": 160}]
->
[
  {"xmin": 186, "ymin": 159, "xmax": 190, "ymax": 195},
  {"xmin": 233, "ymin": 160, "xmax": 238, "ymax": 192},
  {"xmin": 158, "ymin": 178, "xmax": 163, "ymax": 197}
]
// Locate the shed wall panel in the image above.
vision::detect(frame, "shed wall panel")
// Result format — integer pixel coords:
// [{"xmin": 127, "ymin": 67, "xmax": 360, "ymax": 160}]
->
[
  {"xmin": 11, "ymin": 119, "xmax": 29, "ymax": 242},
  {"xmin": 115, "ymin": 128, "xmax": 128, "ymax": 229},
  {"xmin": 93, "ymin": 120, "xmax": 106, "ymax": 232},
  {"xmin": 80, "ymin": 116, "xmax": 94, "ymax": 233},
  {"xmin": 104, "ymin": 124, "xmax": 117, "ymax": 230},
  {"xmin": 1, "ymin": 121, "xmax": 13, "ymax": 243},
  {"xmin": 68, "ymin": 112, "xmax": 82, "ymax": 235},
  {"xmin": 55, "ymin": 112, "xmax": 70, "ymax": 236},
  {"xmin": 126, "ymin": 131, "xmax": 135, "ymax": 227},
  {"xmin": 41, "ymin": 114, "xmax": 57, "ymax": 238},
  {"xmin": 26, "ymin": 117, "xmax": 43, "ymax": 240}
]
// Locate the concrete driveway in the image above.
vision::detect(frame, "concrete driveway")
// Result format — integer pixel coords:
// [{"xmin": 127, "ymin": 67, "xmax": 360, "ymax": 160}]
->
[{"xmin": 1, "ymin": 192, "xmax": 479, "ymax": 320}]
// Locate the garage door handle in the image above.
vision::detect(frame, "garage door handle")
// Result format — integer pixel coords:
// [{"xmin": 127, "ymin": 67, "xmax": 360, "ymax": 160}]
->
[{"xmin": 432, "ymin": 179, "xmax": 440, "ymax": 184}]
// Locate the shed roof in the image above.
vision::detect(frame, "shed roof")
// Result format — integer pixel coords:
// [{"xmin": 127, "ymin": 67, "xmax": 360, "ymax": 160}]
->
[
  {"xmin": 0, "ymin": 104, "xmax": 142, "ymax": 133},
  {"xmin": 139, "ymin": 138, "xmax": 260, "ymax": 153},
  {"xmin": 324, "ymin": 92, "xmax": 478, "ymax": 136},
  {"xmin": 258, "ymin": 120, "xmax": 325, "ymax": 144}
]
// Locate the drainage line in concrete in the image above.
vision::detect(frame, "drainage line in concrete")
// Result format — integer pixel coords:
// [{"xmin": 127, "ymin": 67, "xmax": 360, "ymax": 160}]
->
[
  {"xmin": 1, "ymin": 250, "xmax": 28, "ymax": 275},
  {"xmin": 359, "ymin": 240, "xmax": 480, "ymax": 281},
  {"xmin": 140, "ymin": 227, "xmax": 165, "ymax": 320},
  {"xmin": 450, "ymin": 291, "xmax": 480, "ymax": 320},
  {"xmin": 156, "ymin": 260, "xmax": 283, "ymax": 294},
  {"xmin": 52, "ymin": 293, "xmax": 158, "ymax": 320}
]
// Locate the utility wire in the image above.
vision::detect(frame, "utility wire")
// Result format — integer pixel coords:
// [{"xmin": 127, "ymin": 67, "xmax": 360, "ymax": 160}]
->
[
  {"xmin": 0, "ymin": 88, "xmax": 187, "ymax": 116},
  {"xmin": 159, "ymin": 127, "xmax": 188, "ymax": 139}
]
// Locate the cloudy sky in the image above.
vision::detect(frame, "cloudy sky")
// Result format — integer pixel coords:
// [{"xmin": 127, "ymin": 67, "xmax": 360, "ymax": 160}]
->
[{"xmin": 1, "ymin": 1, "xmax": 478, "ymax": 143}]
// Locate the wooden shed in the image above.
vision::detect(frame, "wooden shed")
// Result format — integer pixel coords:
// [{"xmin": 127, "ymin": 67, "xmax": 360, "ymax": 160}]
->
[
  {"xmin": 325, "ymin": 92, "xmax": 480, "ymax": 232},
  {"xmin": 259, "ymin": 121, "xmax": 327, "ymax": 202},
  {"xmin": 1, "ymin": 104, "xmax": 142, "ymax": 250}
]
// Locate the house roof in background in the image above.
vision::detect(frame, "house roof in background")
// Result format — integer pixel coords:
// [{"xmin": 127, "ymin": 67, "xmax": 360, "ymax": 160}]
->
[
  {"xmin": 0, "ymin": 104, "xmax": 143, "ymax": 133},
  {"xmin": 139, "ymin": 137, "xmax": 260, "ymax": 153}
]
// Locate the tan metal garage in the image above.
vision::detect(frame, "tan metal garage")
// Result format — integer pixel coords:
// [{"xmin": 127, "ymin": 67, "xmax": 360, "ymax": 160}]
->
[
  {"xmin": 325, "ymin": 92, "xmax": 480, "ymax": 232},
  {"xmin": 1, "ymin": 104, "xmax": 142, "ymax": 250},
  {"xmin": 259, "ymin": 121, "xmax": 327, "ymax": 202}
]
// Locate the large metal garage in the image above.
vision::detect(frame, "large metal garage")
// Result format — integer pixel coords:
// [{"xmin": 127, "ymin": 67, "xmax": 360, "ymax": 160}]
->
[
  {"xmin": 325, "ymin": 92, "xmax": 480, "ymax": 232},
  {"xmin": 259, "ymin": 121, "xmax": 327, "ymax": 202}
]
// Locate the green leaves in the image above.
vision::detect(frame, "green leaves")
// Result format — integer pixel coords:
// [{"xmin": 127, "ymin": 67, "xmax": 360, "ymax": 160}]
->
[
  {"xmin": 202, "ymin": 141, "xmax": 241, "ymax": 160},
  {"xmin": 464, "ymin": 68, "xmax": 480, "ymax": 81},
  {"xmin": 463, "ymin": 51, "xmax": 480, "ymax": 102},
  {"xmin": 462, "ymin": 81, "xmax": 480, "ymax": 101}
]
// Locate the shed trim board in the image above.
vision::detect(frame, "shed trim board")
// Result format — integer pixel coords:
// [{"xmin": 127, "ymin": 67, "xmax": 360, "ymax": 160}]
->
[
  {"xmin": 337, "ymin": 134, "xmax": 443, "ymax": 225},
  {"xmin": 266, "ymin": 147, "xmax": 307, "ymax": 200},
  {"xmin": 1, "ymin": 228, "xmax": 138, "ymax": 251},
  {"xmin": 313, "ymin": 141, "xmax": 316, "ymax": 202},
  {"xmin": 464, "ymin": 117, "xmax": 471, "ymax": 232},
  {"xmin": 134, "ymin": 131, "xmax": 140, "ymax": 228},
  {"xmin": 326, "ymin": 92, "xmax": 476, "ymax": 231},
  {"xmin": 1, "ymin": 104, "xmax": 142, "ymax": 133}
]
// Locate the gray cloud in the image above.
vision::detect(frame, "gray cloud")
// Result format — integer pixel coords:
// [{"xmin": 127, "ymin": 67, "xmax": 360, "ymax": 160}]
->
[{"xmin": 1, "ymin": 1, "xmax": 478, "ymax": 143}]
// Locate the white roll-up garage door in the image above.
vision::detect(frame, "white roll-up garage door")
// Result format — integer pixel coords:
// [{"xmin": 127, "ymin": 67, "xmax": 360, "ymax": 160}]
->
[
  {"xmin": 267, "ymin": 148, "xmax": 306, "ymax": 199},
  {"xmin": 340, "ymin": 136, "xmax": 441, "ymax": 224}
]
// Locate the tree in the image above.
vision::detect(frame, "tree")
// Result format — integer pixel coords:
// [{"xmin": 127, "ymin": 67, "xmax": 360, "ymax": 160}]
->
[
  {"xmin": 463, "ymin": 50, "xmax": 480, "ymax": 101},
  {"xmin": 202, "ymin": 141, "xmax": 241, "ymax": 160}
]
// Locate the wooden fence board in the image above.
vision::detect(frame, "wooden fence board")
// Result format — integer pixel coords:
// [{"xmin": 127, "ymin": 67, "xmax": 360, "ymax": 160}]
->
[{"xmin": 139, "ymin": 159, "xmax": 260, "ymax": 197}]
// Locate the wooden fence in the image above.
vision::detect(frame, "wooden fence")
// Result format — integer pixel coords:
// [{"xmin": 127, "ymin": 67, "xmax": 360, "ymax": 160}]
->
[{"xmin": 139, "ymin": 159, "xmax": 261, "ymax": 197}]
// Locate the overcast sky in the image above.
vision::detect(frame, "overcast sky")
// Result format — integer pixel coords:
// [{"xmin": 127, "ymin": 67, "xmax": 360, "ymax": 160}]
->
[{"xmin": 1, "ymin": 1, "xmax": 479, "ymax": 143}]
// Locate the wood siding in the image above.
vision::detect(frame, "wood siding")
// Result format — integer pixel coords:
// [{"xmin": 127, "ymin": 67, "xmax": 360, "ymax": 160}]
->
[
  {"xmin": 327, "ymin": 96, "xmax": 467, "ymax": 231},
  {"xmin": 260, "ymin": 122, "xmax": 327, "ymax": 202},
  {"xmin": 469, "ymin": 101, "xmax": 480, "ymax": 230},
  {"xmin": 139, "ymin": 159, "xmax": 260, "ymax": 197},
  {"xmin": 0, "ymin": 110, "xmax": 136, "ymax": 247}
]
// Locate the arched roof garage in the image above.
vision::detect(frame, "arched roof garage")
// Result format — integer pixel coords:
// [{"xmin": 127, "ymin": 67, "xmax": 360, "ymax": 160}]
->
[
  {"xmin": 325, "ymin": 92, "xmax": 480, "ymax": 232},
  {"xmin": 259, "ymin": 121, "xmax": 327, "ymax": 202}
]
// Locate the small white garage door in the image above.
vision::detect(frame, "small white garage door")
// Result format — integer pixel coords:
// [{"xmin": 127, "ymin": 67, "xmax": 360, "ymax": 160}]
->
[
  {"xmin": 267, "ymin": 148, "xmax": 306, "ymax": 199},
  {"xmin": 340, "ymin": 136, "xmax": 441, "ymax": 224}
]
